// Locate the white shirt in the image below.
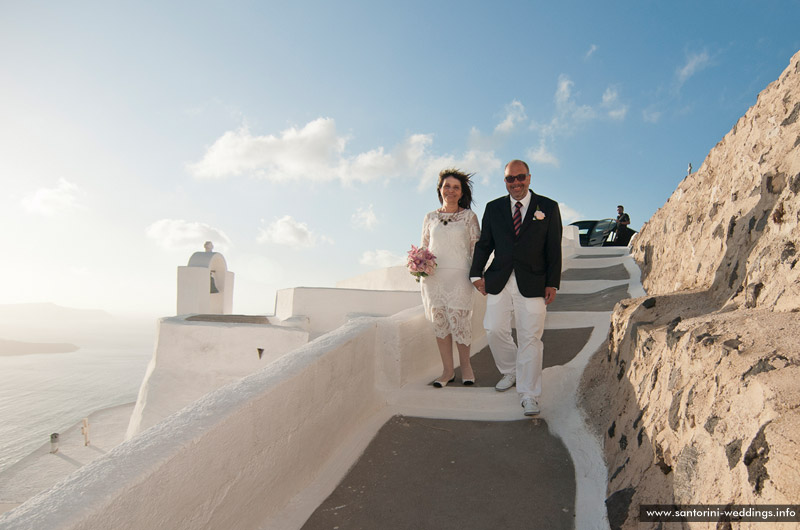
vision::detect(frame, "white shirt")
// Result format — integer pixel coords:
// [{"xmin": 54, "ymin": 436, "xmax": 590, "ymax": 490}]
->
[
  {"xmin": 510, "ymin": 190, "xmax": 532, "ymax": 222},
  {"xmin": 471, "ymin": 190, "xmax": 532, "ymax": 282}
]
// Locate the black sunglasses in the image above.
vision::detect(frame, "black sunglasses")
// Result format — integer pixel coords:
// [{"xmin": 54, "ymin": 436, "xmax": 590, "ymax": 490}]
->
[{"xmin": 504, "ymin": 173, "xmax": 528, "ymax": 183}]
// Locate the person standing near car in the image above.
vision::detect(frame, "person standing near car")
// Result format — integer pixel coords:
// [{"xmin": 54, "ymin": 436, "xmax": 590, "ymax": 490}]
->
[
  {"xmin": 613, "ymin": 205, "xmax": 631, "ymax": 244},
  {"xmin": 470, "ymin": 159, "xmax": 562, "ymax": 416}
]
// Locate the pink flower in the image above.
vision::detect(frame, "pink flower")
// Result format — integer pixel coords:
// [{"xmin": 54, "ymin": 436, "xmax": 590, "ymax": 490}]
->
[
  {"xmin": 407, "ymin": 244, "xmax": 437, "ymax": 282},
  {"xmin": 534, "ymin": 208, "xmax": 545, "ymax": 220}
]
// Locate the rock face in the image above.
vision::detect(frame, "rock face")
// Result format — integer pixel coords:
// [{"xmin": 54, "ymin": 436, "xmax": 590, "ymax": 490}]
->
[
  {"xmin": 634, "ymin": 53, "xmax": 800, "ymax": 312},
  {"xmin": 580, "ymin": 50, "xmax": 800, "ymax": 529}
]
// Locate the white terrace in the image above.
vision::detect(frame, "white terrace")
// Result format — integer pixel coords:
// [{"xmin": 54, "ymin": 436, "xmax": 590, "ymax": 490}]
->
[{"xmin": 0, "ymin": 227, "xmax": 643, "ymax": 530}]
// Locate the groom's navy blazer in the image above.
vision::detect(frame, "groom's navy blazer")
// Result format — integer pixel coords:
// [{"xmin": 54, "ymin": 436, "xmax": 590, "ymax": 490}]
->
[{"xmin": 470, "ymin": 190, "xmax": 562, "ymax": 297}]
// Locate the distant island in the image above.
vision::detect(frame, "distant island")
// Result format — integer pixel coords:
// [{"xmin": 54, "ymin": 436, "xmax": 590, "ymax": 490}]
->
[
  {"xmin": 0, "ymin": 339, "xmax": 79, "ymax": 356},
  {"xmin": 0, "ymin": 303, "xmax": 113, "ymax": 322}
]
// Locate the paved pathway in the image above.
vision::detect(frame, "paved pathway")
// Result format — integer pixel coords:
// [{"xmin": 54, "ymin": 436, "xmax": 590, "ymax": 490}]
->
[
  {"xmin": 0, "ymin": 403, "xmax": 134, "ymax": 515},
  {"xmin": 303, "ymin": 415, "xmax": 576, "ymax": 530},
  {"xmin": 301, "ymin": 247, "xmax": 634, "ymax": 530}
]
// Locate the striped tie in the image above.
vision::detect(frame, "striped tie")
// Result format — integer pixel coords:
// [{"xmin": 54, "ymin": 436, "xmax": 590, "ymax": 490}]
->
[{"xmin": 513, "ymin": 201, "xmax": 522, "ymax": 235}]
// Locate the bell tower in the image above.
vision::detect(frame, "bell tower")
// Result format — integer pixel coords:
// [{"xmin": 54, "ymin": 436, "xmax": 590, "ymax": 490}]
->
[{"xmin": 176, "ymin": 241, "xmax": 234, "ymax": 315}]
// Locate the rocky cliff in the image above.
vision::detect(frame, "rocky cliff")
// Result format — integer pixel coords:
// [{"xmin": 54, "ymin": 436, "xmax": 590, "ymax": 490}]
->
[{"xmin": 580, "ymin": 50, "xmax": 800, "ymax": 529}]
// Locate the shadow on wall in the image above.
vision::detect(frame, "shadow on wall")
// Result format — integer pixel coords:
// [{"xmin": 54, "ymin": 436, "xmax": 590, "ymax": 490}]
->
[
  {"xmin": 580, "ymin": 290, "xmax": 792, "ymax": 529},
  {"xmin": 710, "ymin": 172, "xmax": 794, "ymax": 308},
  {"xmin": 636, "ymin": 152, "xmax": 799, "ymax": 312}
]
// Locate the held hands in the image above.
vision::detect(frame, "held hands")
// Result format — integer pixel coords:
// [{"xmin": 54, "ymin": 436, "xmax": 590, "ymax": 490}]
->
[
  {"xmin": 544, "ymin": 286, "xmax": 557, "ymax": 305},
  {"xmin": 472, "ymin": 278, "xmax": 486, "ymax": 296}
]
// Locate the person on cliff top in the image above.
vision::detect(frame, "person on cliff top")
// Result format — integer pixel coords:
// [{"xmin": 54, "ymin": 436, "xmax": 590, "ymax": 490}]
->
[{"xmin": 470, "ymin": 159, "xmax": 562, "ymax": 416}]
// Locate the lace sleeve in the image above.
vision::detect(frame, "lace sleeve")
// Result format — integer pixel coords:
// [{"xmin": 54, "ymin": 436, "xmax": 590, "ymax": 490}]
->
[
  {"xmin": 467, "ymin": 210, "xmax": 480, "ymax": 259},
  {"xmin": 421, "ymin": 212, "xmax": 431, "ymax": 248}
]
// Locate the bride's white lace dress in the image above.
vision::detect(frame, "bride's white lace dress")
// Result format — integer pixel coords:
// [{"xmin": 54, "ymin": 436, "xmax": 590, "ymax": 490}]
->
[{"xmin": 420, "ymin": 209, "xmax": 481, "ymax": 345}]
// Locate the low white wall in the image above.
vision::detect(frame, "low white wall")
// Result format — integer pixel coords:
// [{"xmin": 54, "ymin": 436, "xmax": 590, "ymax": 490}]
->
[
  {"xmin": 562, "ymin": 225, "xmax": 581, "ymax": 258},
  {"xmin": 0, "ymin": 320, "xmax": 384, "ymax": 530},
  {"xmin": 128, "ymin": 284, "xmax": 483, "ymax": 443},
  {"xmin": 125, "ymin": 316, "xmax": 309, "ymax": 439},
  {"xmin": 274, "ymin": 287, "xmax": 422, "ymax": 336},
  {"xmin": 335, "ymin": 265, "xmax": 421, "ymax": 291},
  {"xmin": 0, "ymin": 301, "xmax": 486, "ymax": 530},
  {"xmin": 376, "ymin": 295, "xmax": 487, "ymax": 390}
]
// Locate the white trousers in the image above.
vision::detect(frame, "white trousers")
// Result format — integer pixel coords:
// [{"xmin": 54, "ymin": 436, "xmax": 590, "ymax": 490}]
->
[{"xmin": 484, "ymin": 272, "xmax": 546, "ymax": 401}]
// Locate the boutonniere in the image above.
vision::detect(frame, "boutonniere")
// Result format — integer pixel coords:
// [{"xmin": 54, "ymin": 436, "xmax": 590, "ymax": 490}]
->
[{"xmin": 534, "ymin": 206, "xmax": 545, "ymax": 220}]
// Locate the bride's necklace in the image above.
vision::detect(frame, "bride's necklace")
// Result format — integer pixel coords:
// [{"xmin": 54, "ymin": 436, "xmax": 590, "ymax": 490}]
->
[{"xmin": 437, "ymin": 207, "xmax": 462, "ymax": 225}]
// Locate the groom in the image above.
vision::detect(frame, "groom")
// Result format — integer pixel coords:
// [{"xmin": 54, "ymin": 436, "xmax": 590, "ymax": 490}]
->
[{"xmin": 470, "ymin": 159, "xmax": 562, "ymax": 416}]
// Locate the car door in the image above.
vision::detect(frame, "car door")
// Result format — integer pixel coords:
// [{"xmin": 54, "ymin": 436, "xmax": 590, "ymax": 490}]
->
[{"xmin": 589, "ymin": 220, "xmax": 615, "ymax": 246}]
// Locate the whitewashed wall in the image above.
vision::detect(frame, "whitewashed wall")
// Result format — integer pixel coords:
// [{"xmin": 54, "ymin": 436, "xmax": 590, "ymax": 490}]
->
[
  {"xmin": 125, "ymin": 316, "xmax": 309, "ymax": 439},
  {"xmin": 127, "ymin": 285, "xmax": 465, "ymax": 442},
  {"xmin": 0, "ymin": 309, "xmax": 451, "ymax": 530},
  {"xmin": 335, "ymin": 265, "xmax": 421, "ymax": 291},
  {"xmin": 562, "ymin": 224, "xmax": 581, "ymax": 258},
  {"xmin": 274, "ymin": 287, "xmax": 422, "ymax": 336}
]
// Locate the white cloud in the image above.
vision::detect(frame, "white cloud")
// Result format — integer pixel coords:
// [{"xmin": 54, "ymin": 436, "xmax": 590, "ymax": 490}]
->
[
  {"xmin": 533, "ymin": 75, "xmax": 597, "ymax": 139},
  {"xmin": 415, "ymin": 149, "xmax": 502, "ymax": 189},
  {"xmin": 640, "ymin": 51, "xmax": 711, "ymax": 122},
  {"xmin": 340, "ymin": 133, "xmax": 433, "ymax": 184},
  {"xmin": 608, "ymin": 107, "xmax": 628, "ymax": 120},
  {"xmin": 642, "ymin": 108, "xmax": 662, "ymax": 123},
  {"xmin": 351, "ymin": 205, "xmax": 378, "ymax": 231},
  {"xmin": 468, "ymin": 100, "xmax": 531, "ymax": 161},
  {"xmin": 460, "ymin": 150, "xmax": 503, "ymax": 184},
  {"xmin": 146, "ymin": 219, "xmax": 232, "ymax": 251},
  {"xmin": 256, "ymin": 215, "xmax": 331, "ymax": 248},
  {"xmin": 525, "ymin": 75, "xmax": 634, "ymax": 167},
  {"xmin": 584, "ymin": 44, "xmax": 598, "ymax": 60},
  {"xmin": 601, "ymin": 87, "xmax": 628, "ymax": 120},
  {"xmin": 359, "ymin": 249, "xmax": 405, "ymax": 268},
  {"xmin": 527, "ymin": 141, "xmax": 560, "ymax": 168},
  {"xmin": 554, "ymin": 75, "xmax": 574, "ymax": 108},
  {"xmin": 602, "ymin": 87, "xmax": 618, "ymax": 106},
  {"xmin": 188, "ymin": 118, "xmax": 487, "ymax": 188},
  {"xmin": 558, "ymin": 202, "xmax": 584, "ymax": 224},
  {"xmin": 494, "ymin": 100, "xmax": 527, "ymax": 133},
  {"xmin": 677, "ymin": 50, "xmax": 711, "ymax": 87},
  {"xmin": 467, "ymin": 126, "xmax": 486, "ymax": 147},
  {"xmin": 21, "ymin": 178, "xmax": 82, "ymax": 216},
  {"xmin": 187, "ymin": 118, "xmax": 346, "ymax": 181}
]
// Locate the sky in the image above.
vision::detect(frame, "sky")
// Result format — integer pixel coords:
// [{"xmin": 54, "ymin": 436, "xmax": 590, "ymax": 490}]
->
[{"xmin": 2, "ymin": 0, "xmax": 799, "ymax": 318}]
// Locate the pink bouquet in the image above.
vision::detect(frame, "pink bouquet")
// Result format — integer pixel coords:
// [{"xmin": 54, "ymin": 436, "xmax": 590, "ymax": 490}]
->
[{"xmin": 407, "ymin": 245, "xmax": 437, "ymax": 282}]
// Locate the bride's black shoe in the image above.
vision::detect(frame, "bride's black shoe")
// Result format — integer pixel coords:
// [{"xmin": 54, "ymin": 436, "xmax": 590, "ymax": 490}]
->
[{"xmin": 433, "ymin": 376, "xmax": 456, "ymax": 388}]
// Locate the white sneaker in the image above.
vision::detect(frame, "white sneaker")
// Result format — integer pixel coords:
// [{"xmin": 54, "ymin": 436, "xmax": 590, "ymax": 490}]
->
[
  {"xmin": 495, "ymin": 373, "xmax": 516, "ymax": 392},
  {"xmin": 522, "ymin": 398, "xmax": 540, "ymax": 416}
]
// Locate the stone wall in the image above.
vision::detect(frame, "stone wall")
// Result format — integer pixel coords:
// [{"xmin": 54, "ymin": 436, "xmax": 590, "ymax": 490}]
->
[
  {"xmin": 632, "ymin": 51, "xmax": 800, "ymax": 310},
  {"xmin": 581, "ymin": 50, "xmax": 800, "ymax": 529}
]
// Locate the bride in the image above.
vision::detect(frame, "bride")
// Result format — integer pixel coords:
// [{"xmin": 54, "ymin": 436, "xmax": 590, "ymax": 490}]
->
[{"xmin": 419, "ymin": 168, "xmax": 481, "ymax": 387}]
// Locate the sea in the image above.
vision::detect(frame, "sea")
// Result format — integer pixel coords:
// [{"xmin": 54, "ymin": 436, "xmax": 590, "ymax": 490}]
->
[{"xmin": 0, "ymin": 308, "xmax": 155, "ymax": 473}]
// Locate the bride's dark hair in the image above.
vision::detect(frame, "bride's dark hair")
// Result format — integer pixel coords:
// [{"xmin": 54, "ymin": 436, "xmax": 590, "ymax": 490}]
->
[{"xmin": 436, "ymin": 168, "xmax": 475, "ymax": 209}]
